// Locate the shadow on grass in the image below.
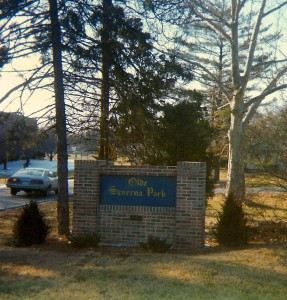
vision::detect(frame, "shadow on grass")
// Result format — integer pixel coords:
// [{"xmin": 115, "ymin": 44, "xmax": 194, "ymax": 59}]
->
[
  {"xmin": 246, "ymin": 200, "xmax": 287, "ymax": 211},
  {"xmin": 0, "ymin": 244, "xmax": 287, "ymax": 300}
]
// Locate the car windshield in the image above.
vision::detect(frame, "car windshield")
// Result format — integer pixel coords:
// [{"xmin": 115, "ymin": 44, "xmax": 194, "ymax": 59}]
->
[{"xmin": 15, "ymin": 169, "xmax": 45, "ymax": 177}]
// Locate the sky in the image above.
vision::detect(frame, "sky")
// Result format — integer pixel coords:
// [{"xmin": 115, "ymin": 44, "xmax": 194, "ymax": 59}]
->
[{"xmin": 0, "ymin": 54, "xmax": 54, "ymax": 119}]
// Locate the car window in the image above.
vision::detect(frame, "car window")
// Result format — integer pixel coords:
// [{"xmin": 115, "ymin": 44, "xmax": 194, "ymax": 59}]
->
[
  {"xmin": 16, "ymin": 169, "xmax": 45, "ymax": 176},
  {"xmin": 48, "ymin": 171, "xmax": 56, "ymax": 178}
]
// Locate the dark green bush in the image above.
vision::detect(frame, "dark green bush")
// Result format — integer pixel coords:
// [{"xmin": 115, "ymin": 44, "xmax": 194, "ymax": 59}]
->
[
  {"xmin": 140, "ymin": 236, "xmax": 171, "ymax": 253},
  {"xmin": 13, "ymin": 200, "xmax": 50, "ymax": 247},
  {"xmin": 215, "ymin": 194, "xmax": 249, "ymax": 247},
  {"xmin": 70, "ymin": 234, "xmax": 101, "ymax": 248}
]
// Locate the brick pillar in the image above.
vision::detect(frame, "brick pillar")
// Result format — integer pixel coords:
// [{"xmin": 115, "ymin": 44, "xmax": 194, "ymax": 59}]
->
[
  {"xmin": 175, "ymin": 162, "xmax": 206, "ymax": 250},
  {"xmin": 72, "ymin": 160, "xmax": 100, "ymax": 236}
]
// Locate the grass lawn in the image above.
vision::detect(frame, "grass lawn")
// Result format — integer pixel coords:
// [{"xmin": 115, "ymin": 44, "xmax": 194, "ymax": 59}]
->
[
  {"xmin": 219, "ymin": 168, "xmax": 287, "ymax": 188},
  {"xmin": 0, "ymin": 171, "xmax": 287, "ymax": 299}
]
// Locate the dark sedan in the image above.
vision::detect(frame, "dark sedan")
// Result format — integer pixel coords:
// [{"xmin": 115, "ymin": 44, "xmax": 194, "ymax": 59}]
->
[{"xmin": 6, "ymin": 168, "xmax": 58, "ymax": 196}]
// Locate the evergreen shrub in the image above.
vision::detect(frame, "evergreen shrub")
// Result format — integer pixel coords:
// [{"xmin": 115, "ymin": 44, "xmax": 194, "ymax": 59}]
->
[
  {"xmin": 216, "ymin": 194, "xmax": 249, "ymax": 247},
  {"xmin": 13, "ymin": 200, "xmax": 50, "ymax": 246},
  {"xmin": 140, "ymin": 236, "xmax": 171, "ymax": 253},
  {"xmin": 70, "ymin": 234, "xmax": 101, "ymax": 248}
]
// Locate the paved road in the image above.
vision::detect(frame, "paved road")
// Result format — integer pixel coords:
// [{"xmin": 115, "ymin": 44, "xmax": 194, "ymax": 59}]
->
[{"xmin": 0, "ymin": 180, "xmax": 74, "ymax": 211}]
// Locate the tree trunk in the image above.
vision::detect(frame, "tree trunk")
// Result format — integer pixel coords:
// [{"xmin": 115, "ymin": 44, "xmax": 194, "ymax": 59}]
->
[
  {"xmin": 226, "ymin": 95, "xmax": 246, "ymax": 203},
  {"xmin": 214, "ymin": 156, "xmax": 220, "ymax": 182},
  {"xmin": 48, "ymin": 0, "xmax": 70, "ymax": 236},
  {"xmin": 98, "ymin": 0, "xmax": 112, "ymax": 161}
]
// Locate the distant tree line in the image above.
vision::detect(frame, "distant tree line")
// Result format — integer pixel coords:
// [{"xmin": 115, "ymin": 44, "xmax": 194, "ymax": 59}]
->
[{"xmin": 0, "ymin": 112, "xmax": 57, "ymax": 169}]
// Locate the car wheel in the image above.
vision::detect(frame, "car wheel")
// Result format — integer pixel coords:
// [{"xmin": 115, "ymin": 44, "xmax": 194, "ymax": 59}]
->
[
  {"xmin": 11, "ymin": 188, "xmax": 17, "ymax": 196},
  {"xmin": 42, "ymin": 185, "xmax": 51, "ymax": 197}
]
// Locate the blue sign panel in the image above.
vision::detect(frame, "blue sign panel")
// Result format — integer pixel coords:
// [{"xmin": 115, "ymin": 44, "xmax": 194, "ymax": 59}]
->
[{"xmin": 100, "ymin": 175, "xmax": 176, "ymax": 207}]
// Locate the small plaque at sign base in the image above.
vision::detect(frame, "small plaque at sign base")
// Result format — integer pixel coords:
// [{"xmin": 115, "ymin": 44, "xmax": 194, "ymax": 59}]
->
[{"xmin": 130, "ymin": 215, "xmax": 143, "ymax": 221}]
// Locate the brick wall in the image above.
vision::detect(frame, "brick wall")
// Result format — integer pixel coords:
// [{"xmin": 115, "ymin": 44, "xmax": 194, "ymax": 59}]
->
[{"xmin": 73, "ymin": 160, "xmax": 206, "ymax": 251}]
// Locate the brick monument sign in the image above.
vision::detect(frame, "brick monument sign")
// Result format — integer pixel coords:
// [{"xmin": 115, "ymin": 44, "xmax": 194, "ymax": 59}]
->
[{"xmin": 73, "ymin": 160, "xmax": 206, "ymax": 251}]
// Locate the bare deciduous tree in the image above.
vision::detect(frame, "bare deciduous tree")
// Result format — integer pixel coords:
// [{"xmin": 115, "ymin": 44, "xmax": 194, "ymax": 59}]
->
[{"xmin": 145, "ymin": 0, "xmax": 287, "ymax": 202}]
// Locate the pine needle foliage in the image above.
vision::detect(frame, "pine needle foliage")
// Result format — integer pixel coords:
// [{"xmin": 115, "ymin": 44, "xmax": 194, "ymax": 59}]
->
[
  {"xmin": 216, "ymin": 194, "xmax": 249, "ymax": 247},
  {"xmin": 13, "ymin": 200, "xmax": 50, "ymax": 247}
]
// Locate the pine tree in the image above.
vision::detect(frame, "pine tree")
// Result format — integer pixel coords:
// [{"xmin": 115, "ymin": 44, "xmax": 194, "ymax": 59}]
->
[{"xmin": 216, "ymin": 194, "xmax": 249, "ymax": 247}]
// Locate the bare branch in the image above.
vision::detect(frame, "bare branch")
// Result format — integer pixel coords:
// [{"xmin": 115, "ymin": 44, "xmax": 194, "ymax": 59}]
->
[
  {"xmin": 242, "ymin": 0, "xmax": 267, "ymax": 89},
  {"xmin": 244, "ymin": 78, "xmax": 287, "ymax": 127},
  {"xmin": 263, "ymin": 1, "xmax": 287, "ymax": 18}
]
